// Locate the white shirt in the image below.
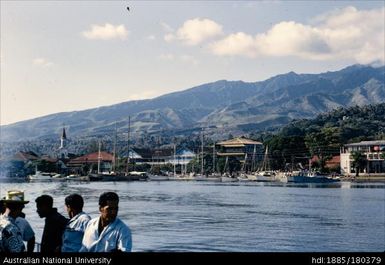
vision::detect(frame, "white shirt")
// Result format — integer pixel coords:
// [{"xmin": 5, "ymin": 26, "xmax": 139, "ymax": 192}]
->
[
  {"xmin": 80, "ymin": 217, "xmax": 132, "ymax": 252},
  {"xmin": 62, "ymin": 212, "xmax": 91, "ymax": 252}
]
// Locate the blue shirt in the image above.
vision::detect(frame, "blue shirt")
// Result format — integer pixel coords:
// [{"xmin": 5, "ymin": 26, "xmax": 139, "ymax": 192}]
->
[
  {"xmin": 80, "ymin": 217, "xmax": 132, "ymax": 252},
  {"xmin": 0, "ymin": 214, "xmax": 25, "ymax": 252},
  {"xmin": 62, "ymin": 212, "xmax": 91, "ymax": 252}
]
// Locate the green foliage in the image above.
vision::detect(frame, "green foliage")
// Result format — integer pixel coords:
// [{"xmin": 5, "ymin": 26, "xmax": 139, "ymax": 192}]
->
[
  {"xmin": 259, "ymin": 103, "xmax": 385, "ymax": 170},
  {"xmin": 351, "ymin": 151, "xmax": 367, "ymax": 177}
]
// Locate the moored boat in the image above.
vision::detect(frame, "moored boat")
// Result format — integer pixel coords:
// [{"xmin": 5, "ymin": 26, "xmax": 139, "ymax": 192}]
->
[
  {"xmin": 286, "ymin": 171, "xmax": 340, "ymax": 183},
  {"xmin": 28, "ymin": 171, "xmax": 55, "ymax": 180}
]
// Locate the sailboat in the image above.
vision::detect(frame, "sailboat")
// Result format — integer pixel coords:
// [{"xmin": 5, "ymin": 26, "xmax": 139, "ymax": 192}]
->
[
  {"xmin": 88, "ymin": 134, "xmax": 124, "ymax": 181},
  {"xmin": 121, "ymin": 117, "xmax": 148, "ymax": 181},
  {"xmin": 220, "ymin": 156, "xmax": 238, "ymax": 182},
  {"xmin": 247, "ymin": 145, "xmax": 276, "ymax": 182}
]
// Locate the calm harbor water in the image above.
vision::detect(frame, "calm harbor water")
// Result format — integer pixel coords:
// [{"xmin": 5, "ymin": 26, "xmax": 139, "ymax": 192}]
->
[{"xmin": 0, "ymin": 179, "xmax": 384, "ymax": 252}]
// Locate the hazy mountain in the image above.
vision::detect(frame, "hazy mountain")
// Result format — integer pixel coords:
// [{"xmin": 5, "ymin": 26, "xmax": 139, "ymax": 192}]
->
[{"xmin": 1, "ymin": 64, "xmax": 384, "ymax": 143}]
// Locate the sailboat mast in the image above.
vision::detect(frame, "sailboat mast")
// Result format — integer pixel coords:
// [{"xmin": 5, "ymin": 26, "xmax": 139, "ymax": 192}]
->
[
  {"xmin": 173, "ymin": 143, "xmax": 176, "ymax": 176},
  {"xmin": 252, "ymin": 144, "xmax": 256, "ymax": 172},
  {"xmin": 112, "ymin": 122, "xmax": 117, "ymax": 172},
  {"xmin": 97, "ymin": 140, "xmax": 101, "ymax": 174},
  {"xmin": 261, "ymin": 145, "xmax": 268, "ymax": 171},
  {"xmin": 126, "ymin": 116, "xmax": 130, "ymax": 174},
  {"xmin": 213, "ymin": 144, "xmax": 216, "ymax": 174},
  {"xmin": 201, "ymin": 128, "xmax": 204, "ymax": 175}
]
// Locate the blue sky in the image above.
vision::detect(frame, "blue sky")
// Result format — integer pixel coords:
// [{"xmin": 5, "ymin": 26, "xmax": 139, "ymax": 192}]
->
[{"xmin": 1, "ymin": 1, "xmax": 384, "ymax": 125}]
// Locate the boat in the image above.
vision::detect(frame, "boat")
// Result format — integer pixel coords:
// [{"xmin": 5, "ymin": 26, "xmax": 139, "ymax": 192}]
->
[
  {"xmin": 220, "ymin": 173, "xmax": 238, "ymax": 182},
  {"xmin": 251, "ymin": 146, "xmax": 277, "ymax": 182},
  {"xmin": 28, "ymin": 171, "xmax": 55, "ymax": 180},
  {"xmin": 66, "ymin": 174, "xmax": 89, "ymax": 181},
  {"xmin": 148, "ymin": 173, "xmax": 169, "ymax": 181},
  {"xmin": 124, "ymin": 171, "xmax": 149, "ymax": 181},
  {"xmin": 286, "ymin": 171, "xmax": 340, "ymax": 183}
]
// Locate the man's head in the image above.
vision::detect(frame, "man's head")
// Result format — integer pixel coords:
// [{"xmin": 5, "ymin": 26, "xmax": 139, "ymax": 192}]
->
[
  {"xmin": 35, "ymin": 194, "xmax": 53, "ymax": 218},
  {"xmin": 99, "ymin": 192, "xmax": 119, "ymax": 225},
  {"xmin": 65, "ymin": 193, "xmax": 84, "ymax": 218}
]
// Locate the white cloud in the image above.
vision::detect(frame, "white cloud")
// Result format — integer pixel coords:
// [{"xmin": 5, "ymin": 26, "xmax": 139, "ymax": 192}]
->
[
  {"xmin": 209, "ymin": 32, "xmax": 257, "ymax": 57},
  {"xmin": 82, "ymin": 23, "xmax": 129, "ymax": 40},
  {"xmin": 33, "ymin": 58, "xmax": 54, "ymax": 67},
  {"xmin": 209, "ymin": 6, "xmax": 384, "ymax": 64},
  {"xmin": 165, "ymin": 18, "xmax": 223, "ymax": 45}
]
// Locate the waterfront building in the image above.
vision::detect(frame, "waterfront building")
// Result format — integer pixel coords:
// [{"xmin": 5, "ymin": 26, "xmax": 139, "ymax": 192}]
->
[
  {"xmin": 216, "ymin": 137, "xmax": 264, "ymax": 172},
  {"xmin": 340, "ymin": 140, "xmax": 385, "ymax": 175},
  {"xmin": 123, "ymin": 148, "xmax": 148, "ymax": 164},
  {"xmin": 310, "ymin": 155, "xmax": 341, "ymax": 171},
  {"xmin": 1, "ymin": 151, "xmax": 39, "ymax": 177},
  {"xmin": 67, "ymin": 152, "xmax": 113, "ymax": 175}
]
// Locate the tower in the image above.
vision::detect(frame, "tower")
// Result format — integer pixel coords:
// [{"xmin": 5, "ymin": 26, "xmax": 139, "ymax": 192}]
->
[
  {"xmin": 59, "ymin": 125, "xmax": 68, "ymax": 159},
  {"xmin": 60, "ymin": 126, "xmax": 67, "ymax": 149}
]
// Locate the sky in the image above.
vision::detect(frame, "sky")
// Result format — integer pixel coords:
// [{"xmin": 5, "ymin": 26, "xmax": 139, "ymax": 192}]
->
[{"xmin": 1, "ymin": 0, "xmax": 384, "ymax": 126}]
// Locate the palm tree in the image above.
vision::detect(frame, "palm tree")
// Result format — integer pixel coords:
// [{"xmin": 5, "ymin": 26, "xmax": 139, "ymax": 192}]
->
[{"xmin": 351, "ymin": 151, "xmax": 367, "ymax": 177}]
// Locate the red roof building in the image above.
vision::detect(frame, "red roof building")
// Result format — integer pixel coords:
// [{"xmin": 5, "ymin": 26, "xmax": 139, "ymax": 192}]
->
[
  {"xmin": 311, "ymin": 155, "xmax": 340, "ymax": 169},
  {"xmin": 68, "ymin": 152, "xmax": 113, "ymax": 165}
]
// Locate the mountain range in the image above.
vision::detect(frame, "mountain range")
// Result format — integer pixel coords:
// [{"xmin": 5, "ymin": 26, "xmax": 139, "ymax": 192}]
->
[{"xmin": 1, "ymin": 64, "xmax": 384, "ymax": 143}]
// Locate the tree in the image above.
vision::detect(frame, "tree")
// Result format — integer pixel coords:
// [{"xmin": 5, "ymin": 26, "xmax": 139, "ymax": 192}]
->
[{"xmin": 351, "ymin": 151, "xmax": 367, "ymax": 177}]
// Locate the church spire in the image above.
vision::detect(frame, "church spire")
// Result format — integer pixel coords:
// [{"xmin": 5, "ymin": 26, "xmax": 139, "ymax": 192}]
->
[
  {"xmin": 61, "ymin": 127, "xmax": 67, "ymax": 140},
  {"xmin": 60, "ymin": 125, "xmax": 67, "ymax": 149}
]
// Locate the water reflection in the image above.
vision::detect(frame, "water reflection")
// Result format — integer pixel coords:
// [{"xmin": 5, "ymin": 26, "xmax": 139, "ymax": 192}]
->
[{"xmin": 0, "ymin": 179, "xmax": 384, "ymax": 252}]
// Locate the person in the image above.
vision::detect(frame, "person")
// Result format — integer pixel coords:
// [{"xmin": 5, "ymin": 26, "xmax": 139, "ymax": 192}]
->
[
  {"xmin": 62, "ymin": 194, "xmax": 91, "ymax": 252},
  {"xmin": 0, "ymin": 190, "xmax": 28, "ymax": 252},
  {"xmin": 1, "ymin": 198, "xmax": 35, "ymax": 253},
  {"xmin": 15, "ymin": 210, "xmax": 36, "ymax": 253},
  {"xmin": 80, "ymin": 192, "xmax": 132, "ymax": 252},
  {"xmin": 35, "ymin": 194, "xmax": 68, "ymax": 253}
]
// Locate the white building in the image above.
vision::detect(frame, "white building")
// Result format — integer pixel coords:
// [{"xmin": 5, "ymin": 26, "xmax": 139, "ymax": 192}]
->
[
  {"xmin": 58, "ymin": 126, "xmax": 68, "ymax": 159},
  {"xmin": 340, "ymin": 140, "xmax": 385, "ymax": 175},
  {"xmin": 167, "ymin": 149, "xmax": 196, "ymax": 166}
]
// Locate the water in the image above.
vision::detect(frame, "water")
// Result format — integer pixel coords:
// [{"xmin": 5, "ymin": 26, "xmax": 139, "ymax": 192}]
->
[{"xmin": 0, "ymin": 179, "xmax": 384, "ymax": 252}]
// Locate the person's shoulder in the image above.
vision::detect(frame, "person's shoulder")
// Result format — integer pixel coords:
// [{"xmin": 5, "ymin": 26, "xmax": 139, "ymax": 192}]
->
[
  {"xmin": 15, "ymin": 216, "xmax": 29, "ymax": 227},
  {"xmin": 79, "ymin": 212, "xmax": 92, "ymax": 221},
  {"xmin": 116, "ymin": 218, "xmax": 131, "ymax": 232},
  {"xmin": 87, "ymin": 216, "xmax": 99, "ymax": 225}
]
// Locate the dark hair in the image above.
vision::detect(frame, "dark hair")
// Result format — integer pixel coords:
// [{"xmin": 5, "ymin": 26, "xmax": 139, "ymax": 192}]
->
[
  {"xmin": 65, "ymin": 194, "xmax": 84, "ymax": 211},
  {"xmin": 35, "ymin": 195, "xmax": 53, "ymax": 208},
  {"xmin": 5, "ymin": 202, "xmax": 25, "ymax": 211},
  {"xmin": 99, "ymin": 192, "xmax": 119, "ymax": 207}
]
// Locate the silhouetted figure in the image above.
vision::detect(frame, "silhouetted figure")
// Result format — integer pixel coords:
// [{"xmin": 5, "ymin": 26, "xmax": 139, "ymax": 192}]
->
[{"xmin": 35, "ymin": 195, "xmax": 68, "ymax": 253}]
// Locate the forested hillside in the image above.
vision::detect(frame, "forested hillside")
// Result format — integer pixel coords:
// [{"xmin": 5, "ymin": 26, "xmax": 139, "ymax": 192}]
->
[{"xmin": 254, "ymin": 103, "xmax": 385, "ymax": 170}]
